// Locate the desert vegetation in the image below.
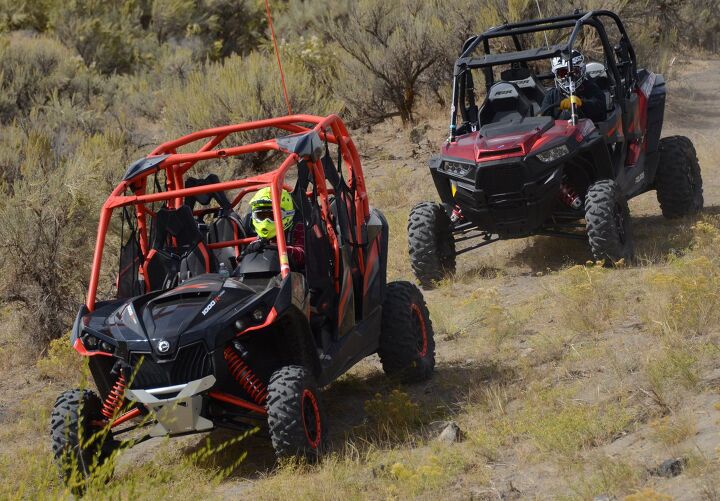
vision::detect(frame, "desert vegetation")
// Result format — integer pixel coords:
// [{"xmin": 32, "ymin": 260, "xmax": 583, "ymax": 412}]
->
[{"xmin": 1, "ymin": 0, "xmax": 720, "ymax": 499}]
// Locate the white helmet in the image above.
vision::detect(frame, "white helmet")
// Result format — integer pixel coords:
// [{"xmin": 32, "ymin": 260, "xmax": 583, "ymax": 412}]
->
[{"xmin": 551, "ymin": 50, "xmax": 586, "ymax": 94}]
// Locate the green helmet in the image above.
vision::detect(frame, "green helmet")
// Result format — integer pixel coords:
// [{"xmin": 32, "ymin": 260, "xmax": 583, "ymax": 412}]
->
[{"xmin": 249, "ymin": 187, "xmax": 295, "ymax": 239}]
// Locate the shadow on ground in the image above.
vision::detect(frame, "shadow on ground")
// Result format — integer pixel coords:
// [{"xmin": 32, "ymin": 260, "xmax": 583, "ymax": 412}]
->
[
  {"xmin": 500, "ymin": 207, "xmax": 719, "ymax": 273},
  {"xmin": 178, "ymin": 359, "xmax": 514, "ymax": 480}
]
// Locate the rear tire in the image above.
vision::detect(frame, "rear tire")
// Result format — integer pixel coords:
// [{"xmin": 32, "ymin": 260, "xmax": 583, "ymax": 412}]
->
[
  {"xmin": 408, "ymin": 202, "xmax": 456, "ymax": 288},
  {"xmin": 379, "ymin": 281, "xmax": 435, "ymax": 382},
  {"xmin": 267, "ymin": 365, "xmax": 326, "ymax": 460},
  {"xmin": 585, "ymin": 179, "xmax": 635, "ymax": 264},
  {"xmin": 655, "ymin": 135, "xmax": 703, "ymax": 218},
  {"xmin": 50, "ymin": 389, "xmax": 116, "ymax": 492}
]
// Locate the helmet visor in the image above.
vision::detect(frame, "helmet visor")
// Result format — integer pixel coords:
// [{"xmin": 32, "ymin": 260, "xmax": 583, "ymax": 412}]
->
[{"xmin": 555, "ymin": 67, "xmax": 583, "ymax": 80}]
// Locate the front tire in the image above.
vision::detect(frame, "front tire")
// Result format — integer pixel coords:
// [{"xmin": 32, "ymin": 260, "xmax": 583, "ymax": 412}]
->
[
  {"xmin": 379, "ymin": 281, "xmax": 435, "ymax": 382},
  {"xmin": 408, "ymin": 202, "xmax": 456, "ymax": 288},
  {"xmin": 50, "ymin": 389, "xmax": 116, "ymax": 491},
  {"xmin": 585, "ymin": 179, "xmax": 635, "ymax": 264},
  {"xmin": 655, "ymin": 135, "xmax": 703, "ymax": 218},
  {"xmin": 267, "ymin": 365, "xmax": 326, "ymax": 460}
]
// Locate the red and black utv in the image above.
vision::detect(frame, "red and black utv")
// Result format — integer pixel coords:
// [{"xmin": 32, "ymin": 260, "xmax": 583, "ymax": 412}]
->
[
  {"xmin": 408, "ymin": 10, "xmax": 703, "ymax": 286},
  {"xmin": 50, "ymin": 114, "xmax": 435, "ymax": 487}
]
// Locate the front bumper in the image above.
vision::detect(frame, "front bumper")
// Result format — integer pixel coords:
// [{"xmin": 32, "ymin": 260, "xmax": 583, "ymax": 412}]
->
[
  {"xmin": 431, "ymin": 157, "xmax": 563, "ymax": 238},
  {"xmin": 126, "ymin": 375, "xmax": 216, "ymax": 436}
]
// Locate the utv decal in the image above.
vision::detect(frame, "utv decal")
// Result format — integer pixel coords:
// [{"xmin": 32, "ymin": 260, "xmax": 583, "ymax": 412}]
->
[{"xmin": 202, "ymin": 290, "xmax": 226, "ymax": 316}]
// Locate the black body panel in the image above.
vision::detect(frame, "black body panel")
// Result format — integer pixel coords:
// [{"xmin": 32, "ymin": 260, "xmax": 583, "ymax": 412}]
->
[{"xmin": 433, "ymin": 156, "xmax": 563, "ymax": 237}]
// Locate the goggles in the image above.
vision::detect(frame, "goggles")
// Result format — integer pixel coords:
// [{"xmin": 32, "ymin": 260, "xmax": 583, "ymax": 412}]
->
[
  {"xmin": 555, "ymin": 67, "xmax": 583, "ymax": 80},
  {"xmin": 251, "ymin": 206, "xmax": 295, "ymax": 222}
]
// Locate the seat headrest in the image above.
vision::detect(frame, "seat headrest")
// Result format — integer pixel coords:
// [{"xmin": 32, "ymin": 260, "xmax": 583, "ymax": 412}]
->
[
  {"xmin": 488, "ymin": 82, "xmax": 520, "ymax": 101},
  {"xmin": 152, "ymin": 205, "xmax": 203, "ymax": 250},
  {"xmin": 586, "ymin": 62, "xmax": 607, "ymax": 80}
]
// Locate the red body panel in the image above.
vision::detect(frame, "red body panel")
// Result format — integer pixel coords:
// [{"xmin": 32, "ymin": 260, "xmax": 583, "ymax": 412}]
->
[
  {"xmin": 625, "ymin": 72, "xmax": 654, "ymax": 166},
  {"xmin": 442, "ymin": 119, "xmax": 595, "ymax": 163}
]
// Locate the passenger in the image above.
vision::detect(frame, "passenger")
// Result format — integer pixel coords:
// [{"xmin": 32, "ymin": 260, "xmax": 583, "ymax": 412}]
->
[
  {"xmin": 542, "ymin": 50, "xmax": 607, "ymax": 123},
  {"xmin": 243, "ymin": 187, "xmax": 305, "ymax": 269}
]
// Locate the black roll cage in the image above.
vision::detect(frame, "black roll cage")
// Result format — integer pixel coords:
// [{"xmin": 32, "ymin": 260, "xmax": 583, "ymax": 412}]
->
[{"xmin": 449, "ymin": 10, "xmax": 638, "ymax": 140}]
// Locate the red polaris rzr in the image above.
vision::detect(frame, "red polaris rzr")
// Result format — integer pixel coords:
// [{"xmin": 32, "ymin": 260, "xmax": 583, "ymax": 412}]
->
[
  {"xmin": 408, "ymin": 10, "xmax": 703, "ymax": 286},
  {"xmin": 50, "ymin": 114, "xmax": 435, "ymax": 488}
]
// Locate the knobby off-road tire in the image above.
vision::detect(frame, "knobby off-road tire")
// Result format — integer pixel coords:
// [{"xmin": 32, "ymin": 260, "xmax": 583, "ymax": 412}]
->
[
  {"xmin": 655, "ymin": 135, "xmax": 703, "ymax": 218},
  {"xmin": 267, "ymin": 365, "xmax": 326, "ymax": 460},
  {"xmin": 379, "ymin": 281, "xmax": 435, "ymax": 382},
  {"xmin": 585, "ymin": 179, "xmax": 635, "ymax": 264},
  {"xmin": 408, "ymin": 202, "xmax": 456, "ymax": 288},
  {"xmin": 50, "ymin": 389, "xmax": 116, "ymax": 491}
]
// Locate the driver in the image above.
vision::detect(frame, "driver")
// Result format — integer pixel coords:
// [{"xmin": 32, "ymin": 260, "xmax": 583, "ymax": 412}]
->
[
  {"xmin": 541, "ymin": 50, "xmax": 607, "ymax": 123},
  {"xmin": 242, "ymin": 187, "xmax": 305, "ymax": 268}
]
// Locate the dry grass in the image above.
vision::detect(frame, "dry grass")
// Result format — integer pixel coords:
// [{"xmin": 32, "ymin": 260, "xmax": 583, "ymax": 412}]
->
[
  {"xmin": 4, "ymin": 169, "xmax": 720, "ymax": 500},
  {"xmin": 4, "ymin": 66, "xmax": 720, "ymax": 499},
  {"xmin": 650, "ymin": 412, "xmax": 698, "ymax": 447}
]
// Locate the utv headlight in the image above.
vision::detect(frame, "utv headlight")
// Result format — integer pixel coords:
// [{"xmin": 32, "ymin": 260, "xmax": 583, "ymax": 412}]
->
[
  {"xmin": 251, "ymin": 308, "xmax": 265, "ymax": 322},
  {"xmin": 81, "ymin": 332, "xmax": 115, "ymax": 353},
  {"xmin": 441, "ymin": 161, "xmax": 473, "ymax": 177},
  {"xmin": 536, "ymin": 145, "xmax": 570, "ymax": 163}
]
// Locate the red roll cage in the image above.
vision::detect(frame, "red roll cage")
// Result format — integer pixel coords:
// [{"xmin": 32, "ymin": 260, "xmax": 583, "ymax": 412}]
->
[{"xmin": 87, "ymin": 114, "xmax": 368, "ymax": 311}]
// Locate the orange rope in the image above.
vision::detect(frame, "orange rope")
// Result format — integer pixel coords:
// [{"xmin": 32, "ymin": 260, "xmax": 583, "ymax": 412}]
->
[{"xmin": 264, "ymin": 0, "xmax": 292, "ymax": 115}]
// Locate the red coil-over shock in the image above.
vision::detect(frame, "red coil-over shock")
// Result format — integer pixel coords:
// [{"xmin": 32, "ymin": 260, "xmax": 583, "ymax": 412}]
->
[
  {"xmin": 224, "ymin": 345, "xmax": 268, "ymax": 405},
  {"xmin": 559, "ymin": 182, "xmax": 583, "ymax": 210},
  {"xmin": 102, "ymin": 371, "xmax": 126, "ymax": 419}
]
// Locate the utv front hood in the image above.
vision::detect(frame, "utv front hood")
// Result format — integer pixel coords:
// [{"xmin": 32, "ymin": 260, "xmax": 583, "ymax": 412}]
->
[
  {"xmin": 74, "ymin": 274, "xmax": 279, "ymax": 361},
  {"xmin": 110, "ymin": 275, "xmax": 276, "ymax": 356}
]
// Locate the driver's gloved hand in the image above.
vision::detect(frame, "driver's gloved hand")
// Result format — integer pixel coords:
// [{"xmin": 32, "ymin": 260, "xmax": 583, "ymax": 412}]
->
[
  {"xmin": 560, "ymin": 95, "xmax": 583, "ymax": 110},
  {"xmin": 242, "ymin": 238, "xmax": 268, "ymax": 255}
]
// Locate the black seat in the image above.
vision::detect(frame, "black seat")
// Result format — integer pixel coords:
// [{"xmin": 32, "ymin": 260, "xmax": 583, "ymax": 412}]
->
[
  {"xmin": 143, "ymin": 205, "xmax": 215, "ymax": 291},
  {"xmin": 586, "ymin": 62, "xmax": 613, "ymax": 112},
  {"xmin": 500, "ymin": 68, "xmax": 547, "ymax": 113},
  {"xmin": 479, "ymin": 82, "xmax": 535, "ymax": 126},
  {"xmin": 207, "ymin": 212, "xmax": 246, "ymax": 270},
  {"xmin": 185, "ymin": 174, "xmax": 246, "ymax": 270}
]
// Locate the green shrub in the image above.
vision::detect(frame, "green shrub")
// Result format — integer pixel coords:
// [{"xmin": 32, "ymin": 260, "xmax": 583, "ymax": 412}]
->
[
  {"xmin": 183, "ymin": 0, "xmax": 265, "ymax": 60},
  {"xmin": 0, "ymin": 0, "xmax": 51, "ymax": 32},
  {"xmin": 48, "ymin": 0, "xmax": 155, "ymax": 75},
  {"xmin": 162, "ymin": 50, "xmax": 338, "ymax": 174},
  {"xmin": 0, "ymin": 174, "xmax": 94, "ymax": 345},
  {"xmin": 36, "ymin": 336, "xmax": 89, "ymax": 383},
  {"xmin": 324, "ymin": 0, "xmax": 452, "ymax": 125},
  {"xmin": 150, "ymin": 0, "xmax": 196, "ymax": 44},
  {"xmin": 0, "ymin": 33, "xmax": 99, "ymax": 123},
  {"xmin": 0, "ymin": 112, "xmax": 130, "ymax": 346}
]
